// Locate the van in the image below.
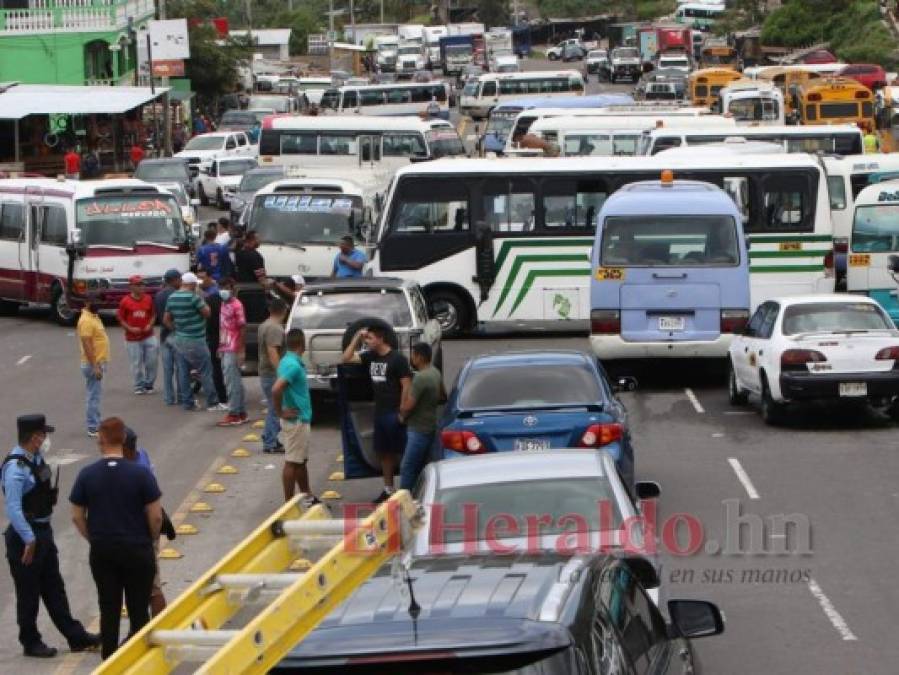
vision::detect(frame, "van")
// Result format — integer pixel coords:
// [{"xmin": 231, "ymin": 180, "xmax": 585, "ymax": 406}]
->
[{"xmin": 590, "ymin": 174, "xmax": 751, "ymax": 361}]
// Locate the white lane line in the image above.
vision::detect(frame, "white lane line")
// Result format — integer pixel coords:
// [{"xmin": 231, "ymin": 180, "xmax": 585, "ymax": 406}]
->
[
  {"xmin": 724, "ymin": 410, "xmax": 754, "ymax": 415},
  {"xmin": 684, "ymin": 388, "xmax": 705, "ymax": 413},
  {"xmin": 727, "ymin": 457, "xmax": 760, "ymax": 500},
  {"xmin": 807, "ymin": 578, "xmax": 858, "ymax": 641},
  {"xmin": 16, "ymin": 354, "xmax": 31, "ymax": 365}
]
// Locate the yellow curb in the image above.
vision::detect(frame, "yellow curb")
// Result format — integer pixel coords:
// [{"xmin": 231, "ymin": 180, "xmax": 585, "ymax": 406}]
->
[
  {"xmin": 217, "ymin": 465, "xmax": 238, "ymax": 474},
  {"xmin": 328, "ymin": 471, "xmax": 345, "ymax": 481},
  {"xmin": 289, "ymin": 558, "xmax": 313, "ymax": 571},
  {"xmin": 203, "ymin": 483, "xmax": 226, "ymax": 493},
  {"xmin": 252, "ymin": 420, "xmax": 265, "ymax": 429},
  {"xmin": 231, "ymin": 447, "xmax": 251, "ymax": 457},
  {"xmin": 176, "ymin": 523, "xmax": 199, "ymax": 535},
  {"xmin": 321, "ymin": 490, "xmax": 342, "ymax": 500},
  {"xmin": 242, "ymin": 433, "xmax": 261, "ymax": 442},
  {"xmin": 190, "ymin": 502, "xmax": 213, "ymax": 513},
  {"xmin": 159, "ymin": 547, "xmax": 183, "ymax": 559}
]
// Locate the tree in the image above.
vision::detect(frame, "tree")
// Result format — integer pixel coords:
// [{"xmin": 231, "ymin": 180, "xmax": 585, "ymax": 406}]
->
[
  {"xmin": 478, "ymin": 0, "xmax": 509, "ymax": 27},
  {"xmin": 183, "ymin": 25, "xmax": 251, "ymax": 104}
]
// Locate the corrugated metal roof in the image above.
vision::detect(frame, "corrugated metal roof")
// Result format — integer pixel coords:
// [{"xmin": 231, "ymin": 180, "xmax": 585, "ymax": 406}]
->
[
  {"xmin": 0, "ymin": 84, "xmax": 168, "ymax": 120},
  {"xmin": 229, "ymin": 29, "xmax": 292, "ymax": 46}
]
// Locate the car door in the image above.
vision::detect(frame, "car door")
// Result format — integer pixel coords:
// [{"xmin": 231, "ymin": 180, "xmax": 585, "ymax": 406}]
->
[
  {"xmin": 752, "ymin": 301, "xmax": 780, "ymax": 391},
  {"xmin": 202, "ymin": 160, "xmax": 217, "ymax": 195},
  {"xmin": 0, "ymin": 200, "xmax": 27, "ymax": 301},
  {"xmin": 224, "ymin": 134, "xmax": 237, "ymax": 156},
  {"xmin": 732, "ymin": 303, "xmax": 766, "ymax": 387}
]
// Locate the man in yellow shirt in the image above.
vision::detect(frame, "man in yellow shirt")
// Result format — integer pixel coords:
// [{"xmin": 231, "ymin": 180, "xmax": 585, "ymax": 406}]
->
[{"xmin": 77, "ymin": 294, "xmax": 110, "ymax": 438}]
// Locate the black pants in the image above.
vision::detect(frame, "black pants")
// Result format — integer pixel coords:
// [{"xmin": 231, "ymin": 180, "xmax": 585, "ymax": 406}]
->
[
  {"xmin": 88, "ymin": 540, "xmax": 155, "ymax": 659},
  {"xmin": 208, "ymin": 341, "xmax": 228, "ymax": 403},
  {"xmin": 5, "ymin": 525, "xmax": 89, "ymax": 649}
]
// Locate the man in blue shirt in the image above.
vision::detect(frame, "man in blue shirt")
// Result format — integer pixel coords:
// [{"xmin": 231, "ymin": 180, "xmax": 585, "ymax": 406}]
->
[
  {"xmin": 2, "ymin": 414, "xmax": 99, "ymax": 658},
  {"xmin": 196, "ymin": 229, "xmax": 228, "ymax": 281},
  {"xmin": 331, "ymin": 235, "xmax": 367, "ymax": 278}
]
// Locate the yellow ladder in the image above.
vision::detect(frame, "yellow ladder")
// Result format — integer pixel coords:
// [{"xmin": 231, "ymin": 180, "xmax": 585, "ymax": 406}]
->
[{"xmin": 95, "ymin": 491, "xmax": 421, "ymax": 674}]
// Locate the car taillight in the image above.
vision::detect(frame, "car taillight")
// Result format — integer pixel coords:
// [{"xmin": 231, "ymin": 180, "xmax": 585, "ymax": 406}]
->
[
  {"xmin": 440, "ymin": 430, "xmax": 485, "ymax": 454},
  {"xmin": 781, "ymin": 349, "xmax": 827, "ymax": 371},
  {"xmin": 591, "ymin": 310, "xmax": 620, "ymax": 335},
  {"xmin": 720, "ymin": 309, "xmax": 749, "ymax": 333},
  {"xmin": 875, "ymin": 346, "xmax": 899, "ymax": 360},
  {"xmin": 579, "ymin": 423, "xmax": 623, "ymax": 448},
  {"xmin": 823, "ymin": 250, "xmax": 834, "ymax": 278},
  {"xmin": 833, "ymin": 238, "xmax": 848, "ymax": 254}
]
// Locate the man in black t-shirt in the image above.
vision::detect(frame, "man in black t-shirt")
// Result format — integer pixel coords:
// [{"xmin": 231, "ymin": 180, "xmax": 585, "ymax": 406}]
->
[
  {"xmin": 235, "ymin": 230, "xmax": 267, "ymax": 284},
  {"xmin": 69, "ymin": 417, "xmax": 162, "ymax": 660},
  {"xmin": 341, "ymin": 325, "xmax": 412, "ymax": 504}
]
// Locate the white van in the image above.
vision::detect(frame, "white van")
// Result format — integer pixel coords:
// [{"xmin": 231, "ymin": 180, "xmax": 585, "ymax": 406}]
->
[
  {"xmin": 0, "ymin": 178, "xmax": 191, "ymax": 324},
  {"xmin": 717, "ymin": 79, "xmax": 785, "ymax": 126},
  {"xmin": 459, "ymin": 71, "xmax": 585, "ymax": 119}
]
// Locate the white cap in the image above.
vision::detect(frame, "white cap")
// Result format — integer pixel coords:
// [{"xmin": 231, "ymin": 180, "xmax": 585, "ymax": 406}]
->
[
  {"xmin": 181, "ymin": 272, "xmax": 199, "ymax": 285},
  {"xmin": 291, "ymin": 274, "xmax": 305, "ymax": 285}
]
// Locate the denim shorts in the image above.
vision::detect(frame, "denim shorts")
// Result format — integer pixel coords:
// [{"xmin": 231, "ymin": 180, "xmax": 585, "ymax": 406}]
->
[{"xmin": 373, "ymin": 412, "xmax": 407, "ymax": 456}]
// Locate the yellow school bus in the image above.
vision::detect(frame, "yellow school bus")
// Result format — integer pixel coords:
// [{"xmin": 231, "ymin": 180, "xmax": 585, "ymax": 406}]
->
[
  {"xmin": 758, "ymin": 66, "xmax": 822, "ymax": 120},
  {"xmin": 875, "ymin": 85, "xmax": 899, "ymax": 152},
  {"xmin": 795, "ymin": 77, "xmax": 874, "ymax": 127},
  {"xmin": 700, "ymin": 45, "xmax": 739, "ymax": 70},
  {"xmin": 689, "ymin": 67, "xmax": 742, "ymax": 108}
]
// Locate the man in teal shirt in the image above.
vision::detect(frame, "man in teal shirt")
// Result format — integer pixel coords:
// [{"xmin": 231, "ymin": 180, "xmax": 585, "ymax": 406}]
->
[{"xmin": 272, "ymin": 329, "xmax": 315, "ymax": 502}]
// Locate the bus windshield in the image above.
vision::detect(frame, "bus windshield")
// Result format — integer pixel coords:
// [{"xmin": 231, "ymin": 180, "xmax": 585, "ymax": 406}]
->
[
  {"xmin": 485, "ymin": 108, "xmax": 522, "ymax": 137},
  {"xmin": 601, "ymin": 215, "xmax": 739, "ymax": 266},
  {"xmin": 427, "ymin": 129, "xmax": 466, "ymax": 157},
  {"xmin": 251, "ymin": 194, "xmax": 363, "ymax": 244},
  {"xmin": 76, "ymin": 195, "xmax": 187, "ymax": 247},
  {"xmin": 729, "ymin": 98, "xmax": 779, "ymax": 122},
  {"xmin": 249, "ymin": 96, "xmax": 291, "ymax": 113},
  {"xmin": 852, "ymin": 204, "xmax": 899, "ymax": 252}
]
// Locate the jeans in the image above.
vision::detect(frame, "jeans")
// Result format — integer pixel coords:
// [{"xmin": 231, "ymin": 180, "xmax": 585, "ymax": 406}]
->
[
  {"xmin": 81, "ymin": 362, "xmax": 106, "ymax": 432},
  {"xmin": 399, "ymin": 430, "xmax": 435, "ymax": 491},
  {"xmin": 221, "ymin": 351, "xmax": 245, "ymax": 415},
  {"xmin": 172, "ymin": 338, "xmax": 218, "ymax": 409},
  {"xmin": 259, "ymin": 373, "xmax": 281, "ymax": 449},
  {"xmin": 88, "ymin": 540, "xmax": 155, "ymax": 659},
  {"xmin": 208, "ymin": 343, "xmax": 228, "ymax": 403},
  {"xmin": 160, "ymin": 336, "xmax": 181, "ymax": 405},
  {"xmin": 125, "ymin": 335, "xmax": 158, "ymax": 391}
]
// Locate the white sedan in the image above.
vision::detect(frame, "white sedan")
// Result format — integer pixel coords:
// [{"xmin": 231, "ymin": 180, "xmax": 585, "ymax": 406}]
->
[{"xmin": 728, "ymin": 295, "xmax": 899, "ymax": 424}]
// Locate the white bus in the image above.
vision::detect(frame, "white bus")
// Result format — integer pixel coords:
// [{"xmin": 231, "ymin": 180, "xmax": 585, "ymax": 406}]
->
[
  {"xmin": 638, "ymin": 123, "xmax": 864, "ymax": 155},
  {"xmin": 675, "ymin": 3, "xmax": 725, "ymax": 28},
  {"xmin": 368, "ymin": 154, "xmax": 833, "ymax": 334},
  {"xmin": 319, "ymin": 82, "xmax": 452, "ymax": 119},
  {"xmin": 459, "ymin": 71, "xmax": 586, "ymax": 119},
  {"xmin": 0, "ymin": 178, "xmax": 191, "ymax": 325},
  {"xmin": 718, "ymin": 80, "xmax": 785, "ymax": 125}
]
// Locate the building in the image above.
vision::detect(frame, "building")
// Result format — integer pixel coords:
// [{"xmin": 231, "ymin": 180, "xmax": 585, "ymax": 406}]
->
[
  {"xmin": 0, "ymin": 0, "xmax": 155, "ymax": 86},
  {"xmin": 229, "ymin": 29, "xmax": 291, "ymax": 61}
]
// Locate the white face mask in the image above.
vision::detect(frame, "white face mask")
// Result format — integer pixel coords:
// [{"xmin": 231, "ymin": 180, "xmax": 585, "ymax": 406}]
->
[
  {"xmin": 219, "ymin": 290, "xmax": 232, "ymax": 302},
  {"xmin": 39, "ymin": 436, "xmax": 51, "ymax": 454}
]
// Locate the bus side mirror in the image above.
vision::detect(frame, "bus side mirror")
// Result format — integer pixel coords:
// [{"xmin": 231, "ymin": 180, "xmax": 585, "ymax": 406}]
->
[
  {"xmin": 888, "ymin": 254, "xmax": 899, "ymax": 273},
  {"xmin": 66, "ymin": 230, "xmax": 86, "ymax": 258}
]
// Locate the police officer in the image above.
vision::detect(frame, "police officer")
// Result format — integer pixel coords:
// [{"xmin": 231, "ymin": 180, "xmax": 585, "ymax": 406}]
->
[{"xmin": 2, "ymin": 414, "xmax": 99, "ymax": 658}]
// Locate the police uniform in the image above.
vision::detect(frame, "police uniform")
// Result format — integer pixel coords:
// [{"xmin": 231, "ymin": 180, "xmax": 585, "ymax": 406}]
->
[{"xmin": 2, "ymin": 414, "xmax": 98, "ymax": 657}]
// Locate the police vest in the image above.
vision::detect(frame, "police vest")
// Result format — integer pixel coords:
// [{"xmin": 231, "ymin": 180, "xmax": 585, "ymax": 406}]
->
[{"xmin": 1, "ymin": 454, "xmax": 57, "ymax": 521}]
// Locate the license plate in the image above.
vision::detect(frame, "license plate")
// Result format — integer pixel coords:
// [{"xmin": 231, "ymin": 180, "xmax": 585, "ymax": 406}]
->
[
  {"xmin": 658, "ymin": 316, "xmax": 685, "ymax": 331},
  {"xmin": 514, "ymin": 438, "xmax": 550, "ymax": 451},
  {"xmin": 839, "ymin": 382, "xmax": 867, "ymax": 397}
]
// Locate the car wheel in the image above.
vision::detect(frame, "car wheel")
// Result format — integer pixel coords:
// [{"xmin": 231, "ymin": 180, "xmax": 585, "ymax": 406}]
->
[
  {"xmin": 216, "ymin": 188, "xmax": 226, "ymax": 210},
  {"xmin": 426, "ymin": 289, "xmax": 468, "ymax": 338},
  {"xmin": 728, "ymin": 361, "xmax": 748, "ymax": 406},
  {"xmin": 760, "ymin": 375, "xmax": 784, "ymax": 426},
  {"xmin": 198, "ymin": 183, "xmax": 209, "ymax": 207},
  {"xmin": 0, "ymin": 298, "xmax": 19, "ymax": 316},
  {"xmin": 51, "ymin": 285, "xmax": 77, "ymax": 327},
  {"xmin": 548, "ymin": 52, "xmax": 559, "ymax": 61}
]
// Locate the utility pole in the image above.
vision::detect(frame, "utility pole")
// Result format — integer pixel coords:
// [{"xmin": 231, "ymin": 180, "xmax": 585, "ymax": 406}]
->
[
  {"xmin": 329, "ymin": 0, "xmax": 334, "ymax": 70},
  {"xmin": 158, "ymin": 0, "xmax": 172, "ymax": 157},
  {"xmin": 380, "ymin": 0, "xmax": 384, "ymax": 24}
]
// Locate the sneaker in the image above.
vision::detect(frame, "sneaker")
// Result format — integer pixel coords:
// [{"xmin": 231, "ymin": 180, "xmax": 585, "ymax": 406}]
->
[
  {"xmin": 142, "ymin": 386, "xmax": 156, "ymax": 395},
  {"xmin": 24, "ymin": 642, "xmax": 57, "ymax": 658},
  {"xmin": 134, "ymin": 388, "xmax": 146, "ymax": 395},
  {"xmin": 216, "ymin": 414, "xmax": 243, "ymax": 427},
  {"xmin": 237, "ymin": 413, "xmax": 250, "ymax": 425},
  {"xmin": 372, "ymin": 489, "xmax": 395, "ymax": 505},
  {"xmin": 263, "ymin": 445, "xmax": 285, "ymax": 454},
  {"xmin": 86, "ymin": 429, "xmax": 98, "ymax": 438},
  {"xmin": 183, "ymin": 402, "xmax": 200, "ymax": 412},
  {"xmin": 300, "ymin": 494, "xmax": 322, "ymax": 508},
  {"xmin": 207, "ymin": 403, "xmax": 229, "ymax": 412},
  {"xmin": 69, "ymin": 632, "xmax": 101, "ymax": 653}
]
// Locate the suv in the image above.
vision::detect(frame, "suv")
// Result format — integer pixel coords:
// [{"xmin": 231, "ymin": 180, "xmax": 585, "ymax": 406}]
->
[
  {"xmin": 610, "ymin": 46, "xmax": 642, "ymax": 83},
  {"xmin": 174, "ymin": 131, "xmax": 255, "ymax": 179},
  {"xmin": 195, "ymin": 156, "xmax": 258, "ymax": 208},
  {"xmin": 133, "ymin": 157, "xmax": 193, "ymax": 197},
  {"xmin": 273, "ymin": 552, "xmax": 724, "ymax": 673},
  {"xmin": 547, "ymin": 38, "xmax": 585, "ymax": 61}
]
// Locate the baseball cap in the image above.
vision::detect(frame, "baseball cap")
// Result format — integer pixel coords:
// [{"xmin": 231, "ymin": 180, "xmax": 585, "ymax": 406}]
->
[
  {"xmin": 181, "ymin": 272, "xmax": 199, "ymax": 285},
  {"xmin": 163, "ymin": 268, "xmax": 181, "ymax": 281},
  {"xmin": 128, "ymin": 274, "xmax": 144, "ymax": 285}
]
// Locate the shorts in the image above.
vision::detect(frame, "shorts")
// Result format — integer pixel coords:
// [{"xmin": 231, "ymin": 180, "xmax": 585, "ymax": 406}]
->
[
  {"xmin": 373, "ymin": 412, "xmax": 407, "ymax": 456},
  {"xmin": 280, "ymin": 419, "xmax": 311, "ymax": 463}
]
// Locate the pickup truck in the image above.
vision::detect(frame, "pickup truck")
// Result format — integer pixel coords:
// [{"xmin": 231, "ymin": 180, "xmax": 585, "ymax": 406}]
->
[
  {"xmin": 610, "ymin": 46, "xmax": 642, "ymax": 83},
  {"xmin": 174, "ymin": 131, "xmax": 256, "ymax": 179},
  {"xmin": 195, "ymin": 156, "xmax": 258, "ymax": 208},
  {"xmin": 547, "ymin": 38, "xmax": 598, "ymax": 61}
]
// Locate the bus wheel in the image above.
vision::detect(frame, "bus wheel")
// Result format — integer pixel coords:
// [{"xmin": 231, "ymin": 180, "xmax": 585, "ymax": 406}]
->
[
  {"xmin": 427, "ymin": 290, "xmax": 467, "ymax": 337},
  {"xmin": 51, "ymin": 286, "xmax": 77, "ymax": 327}
]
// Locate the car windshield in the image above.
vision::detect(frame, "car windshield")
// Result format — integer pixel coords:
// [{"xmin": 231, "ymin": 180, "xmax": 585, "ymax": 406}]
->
[
  {"xmin": 249, "ymin": 96, "xmax": 291, "ymax": 112},
  {"xmin": 134, "ymin": 162, "xmax": 188, "ymax": 181},
  {"xmin": 220, "ymin": 112, "xmax": 255, "ymax": 126},
  {"xmin": 459, "ymin": 364, "xmax": 602, "ymax": 409},
  {"xmin": 250, "ymin": 193, "xmax": 363, "ymax": 245},
  {"xmin": 601, "ymin": 215, "xmax": 740, "ymax": 267},
  {"xmin": 447, "ymin": 45, "xmax": 472, "ymax": 56},
  {"xmin": 615, "ymin": 48, "xmax": 639, "ymax": 59},
  {"xmin": 463, "ymin": 81, "xmax": 479, "ymax": 96},
  {"xmin": 434, "ymin": 478, "xmax": 622, "ymax": 544},
  {"xmin": 184, "ymin": 136, "xmax": 224, "ymax": 151},
  {"xmin": 75, "ymin": 195, "xmax": 187, "ymax": 247},
  {"xmin": 399, "ymin": 46, "xmax": 419, "ymax": 55},
  {"xmin": 219, "ymin": 160, "xmax": 256, "ymax": 176},
  {"xmin": 427, "ymin": 129, "xmax": 466, "ymax": 157},
  {"xmin": 239, "ymin": 172, "xmax": 282, "ymax": 193},
  {"xmin": 291, "ymin": 290, "xmax": 411, "ymax": 329},
  {"xmin": 852, "ymin": 204, "xmax": 899, "ymax": 252},
  {"xmin": 782, "ymin": 302, "xmax": 892, "ymax": 335}
]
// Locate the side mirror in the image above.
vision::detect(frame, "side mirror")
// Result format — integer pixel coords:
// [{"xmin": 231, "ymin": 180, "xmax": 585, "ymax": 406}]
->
[
  {"xmin": 612, "ymin": 376, "xmax": 638, "ymax": 392},
  {"xmin": 888, "ymin": 254, "xmax": 899, "ymax": 273},
  {"xmin": 667, "ymin": 600, "xmax": 725, "ymax": 639},
  {"xmin": 635, "ymin": 481, "xmax": 661, "ymax": 500}
]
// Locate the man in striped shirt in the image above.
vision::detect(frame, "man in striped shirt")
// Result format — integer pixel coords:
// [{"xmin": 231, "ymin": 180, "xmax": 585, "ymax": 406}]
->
[{"xmin": 162, "ymin": 272, "xmax": 227, "ymax": 412}]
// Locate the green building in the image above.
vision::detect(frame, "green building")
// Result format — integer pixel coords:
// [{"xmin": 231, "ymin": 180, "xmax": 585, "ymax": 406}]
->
[{"xmin": 0, "ymin": 0, "xmax": 155, "ymax": 86}]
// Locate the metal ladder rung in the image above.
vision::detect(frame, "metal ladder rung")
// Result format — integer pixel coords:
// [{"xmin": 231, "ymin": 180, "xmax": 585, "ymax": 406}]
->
[
  {"xmin": 151, "ymin": 629, "xmax": 239, "ymax": 647},
  {"xmin": 216, "ymin": 573, "xmax": 303, "ymax": 589},
  {"xmin": 281, "ymin": 519, "xmax": 350, "ymax": 536}
]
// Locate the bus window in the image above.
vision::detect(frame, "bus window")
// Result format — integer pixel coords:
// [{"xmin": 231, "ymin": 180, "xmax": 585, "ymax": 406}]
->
[
  {"xmin": 391, "ymin": 180, "xmax": 469, "ymax": 233},
  {"xmin": 361, "ymin": 90, "xmax": 384, "ymax": 106},
  {"xmin": 601, "ymin": 215, "xmax": 739, "ymax": 266},
  {"xmin": 319, "ymin": 134, "xmax": 356, "ymax": 155},
  {"xmin": 863, "ymin": 101, "xmax": 874, "ymax": 119},
  {"xmin": 834, "ymin": 134, "xmax": 863, "ymax": 154},
  {"xmin": 387, "ymin": 89, "xmax": 412, "ymax": 104},
  {"xmin": 786, "ymin": 137, "xmax": 829, "ymax": 153},
  {"xmin": 342, "ymin": 90, "xmax": 358, "ymax": 109},
  {"xmin": 564, "ymin": 134, "xmax": 612, "ymax": 156},
  {"xmin": 482, "ymin": 81, "xmax": 497, "ymax": 97},
  {"xmin": 722, "ymin": 177, "xmax": 750, "ymax": 225},
  {"xmin": 320, "ymin": 90, "xmax": 340, "ymax": 109},
  {"xmin": 543, "ymin": 178, "xmax": 607, "ymax": 230},
  {"xmin": 820, "ymin": 102, "xmax": 858, "ymax": 119},
  {"xmin": 849, "ymin": 174, "xmax": 871, "ymax": 199},
  {"xmin": 383, "ymin": 133, "xmax": 427, "ymax": 156},
  {"xmin": 480, "ymin": 178, "xmax": 536, "ymax": 232},
  {"xmin": 512, "ymin": 115, "xmax": 538, "ymax": 141},
  {"xmin": 827, "ymin": 176, "xmax": 847, "ymax": 210},
  {"xmin": 762, "ymin": 177, "xmax": 810, "ymax": 231},
  {"xmin": 613, "ymin": 135, "xmax": 638, "ymax": 156},
  {"xmin": 281, "ymin": 133, "xmax": 317, "ymax": 154},
  {"xmin": 805, "ymin": 104, "xmax": 817, "ymax": 121},
  {"xmin": 0, "ymin": 203, "xmax": 24, "ymax": 240},
  {"xmin": 650, "ymin": 137, "xmax": 681, "ymax": 154},
  {"xmin": 570, "ymin": 78, "xmax": 584, "ymax": 93}
]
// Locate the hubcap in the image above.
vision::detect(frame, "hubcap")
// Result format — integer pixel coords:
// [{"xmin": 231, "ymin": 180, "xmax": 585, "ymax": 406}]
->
[
  {"xmin": 431, "ymin": 300, "xmax": 458, "ymax": 333},
  {"xmin": 55, "ymin": 294, "xmax": 73, "ymax": 321}
]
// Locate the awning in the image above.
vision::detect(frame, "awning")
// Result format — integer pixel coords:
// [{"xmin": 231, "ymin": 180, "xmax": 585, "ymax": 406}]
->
[
  {"xmin": 170, "ymin": 90, "xmax": 195, "ymax": 102},
  {"xmin": 0, "ymin": 84, "xmax": 169, "ymax": 120}
]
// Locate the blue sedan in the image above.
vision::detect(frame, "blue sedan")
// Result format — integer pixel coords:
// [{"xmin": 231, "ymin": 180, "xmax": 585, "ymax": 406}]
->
[{"xmin": 437, "ymin": 351, "xmax": 635, "ymax": 490}]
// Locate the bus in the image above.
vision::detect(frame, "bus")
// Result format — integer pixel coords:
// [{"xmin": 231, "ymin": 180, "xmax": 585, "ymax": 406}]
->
[
  {"xmin": 875, "ymin": 85, "xmax": 899, "ymax": 152},
  {"xmin": 258, "ymin": 116, "xmax": 465, "ymax": 184},
  {"xmin": 689, "ymin": 68, "xmax": 742, "ymax": 108},
  {"xmin": 717, "ymin": 79, "xmax": 785, "ymax": 125},
  {"xmin": 700, "ymin": 43, "xmax": 739, "ymax": 69},
  {"xmin": 792, "ymin": 77, "xmax": 874, "ymax": 127},
  {"xmin": 675, "ymin": 3, "xmax": 725, "ymax": 29},
  {"xmin": 847, "ymin": 180, "xmax": 899, "ymax": 324},
  {"xmin": 319, "ymin": 82, "xmax": 452, "ymax": 118},
  {"xmin": 590, "ymin": 175, "xmax": 750, "ymax": 360},
  {"xmin": 459, "ymin": 71, "xmax": 586, "ymax": 119},
  {"xmin": 479, "ymin": 94, "xmax": 635, "ymax": 155},
  {"xmin": 0, "ymin": 178, "xmax": 191, "ymax": 325},
  {"xmin": 369, "ymin": 154, "xmax": 833, "ymax": 334},
  {"xmin": 756, "ymin": 66, "xmax": 822, "ymax": 119},
  {"xmin": 639, "ymin": 123, "xmax": 863, "ymax": 155}
]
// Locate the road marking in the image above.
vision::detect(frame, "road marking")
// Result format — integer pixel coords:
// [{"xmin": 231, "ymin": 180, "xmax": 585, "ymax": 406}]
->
[
  {"xmin": 724, "ymin": 410, "xmax": 754, "ymax": 415},
  {"xmin": 685, "ymin": 388, "xmax": 705, "ymax": 413},
  {"xmin": 727, "ymin": 458, "xmax": 760, "ymax": 500},
  {"xmin": 16, "ymin": 354, "xmax": 31, "ymax": 365},
  {"xmin": 807, "ymin": 578, "xmax": 858, "ymax": 641}
]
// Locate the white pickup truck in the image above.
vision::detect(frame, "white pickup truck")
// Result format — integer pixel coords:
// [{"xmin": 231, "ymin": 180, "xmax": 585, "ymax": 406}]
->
[
  {"xmin": 174, "ymin": 131, "xmax": 256, "ymax": 180},
  {"xmin": 547, "ymin": 38, "xmax": 599, "ymax": 61},
  {"xmin": 195, "ymin": 156, "xmax": 258, "ymax": 208}
]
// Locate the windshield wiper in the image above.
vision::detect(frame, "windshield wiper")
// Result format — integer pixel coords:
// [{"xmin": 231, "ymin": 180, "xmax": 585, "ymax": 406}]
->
[
  {"xmin": 86, "ymin": 243, "xmax": 134, "ymax": 251},
  {"xmin": 266, "ymin": 240, "xmax": 307, "ymax": 251},
  {"xmin": 135, "ymin": 240, "xmax": 180, "ymax": 250}
]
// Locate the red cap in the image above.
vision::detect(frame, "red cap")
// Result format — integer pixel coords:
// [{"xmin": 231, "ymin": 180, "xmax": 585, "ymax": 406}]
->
[{"xmin": 128, "ymin": 274, "xmax": 144, "ymax": 285}]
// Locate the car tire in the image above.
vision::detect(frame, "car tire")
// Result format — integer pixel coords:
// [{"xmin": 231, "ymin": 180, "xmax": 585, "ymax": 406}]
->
[
  {"xmin": 0, "ymin": 298, "xmax": 19, "ymax": 316},
  {"xmin": 216, "ymin": 188, "xmax": 226, "ymax": 210},
  {"xmin": 548, "ymin": 53, "xmax": 559, "ymax": 61},
  {"xmin": 728, "ymin": 361, "xmax": 748, "ymax": 406},
  {"xmin": 198, "ymin": 183, "xmax": 209, "ymax": 207},
  {"xmin": 760, "ymin": 375, "xmax": 784, "ymax": 426},
  {"xmin": 51, "ymin": 285, "xmax": 77, "ymax": 327},
  {"xmin": 426, "ymin": 289, "xmax": 468, "ymax": 338}
]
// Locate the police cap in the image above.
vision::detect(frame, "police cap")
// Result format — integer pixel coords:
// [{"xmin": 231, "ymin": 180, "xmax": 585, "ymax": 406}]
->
[{"xmin": 17, "ymin": 414, "xmax": 55, "ymax": 437}]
